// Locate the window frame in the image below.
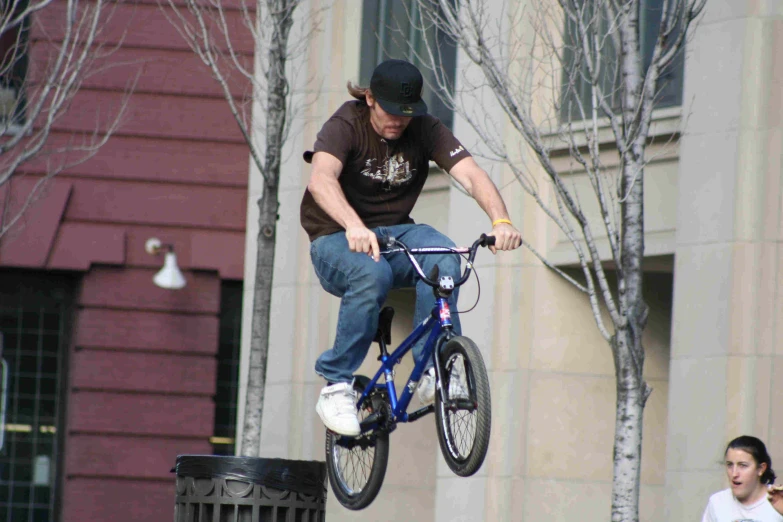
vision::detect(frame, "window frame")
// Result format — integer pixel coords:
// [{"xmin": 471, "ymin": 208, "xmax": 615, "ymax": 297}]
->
[{"xmin": 559, "ymin": 0, "xmax": 684, "ymax": 124}]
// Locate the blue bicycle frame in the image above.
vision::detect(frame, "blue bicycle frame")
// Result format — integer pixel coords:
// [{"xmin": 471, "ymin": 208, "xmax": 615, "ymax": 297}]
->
[
  {"xmin": 355, "ymin": 296, "xmax": 454, "ymax": 430},
  {"xmin": 349, "ymin": 233, "xmax": 495, "ymax": 435}
]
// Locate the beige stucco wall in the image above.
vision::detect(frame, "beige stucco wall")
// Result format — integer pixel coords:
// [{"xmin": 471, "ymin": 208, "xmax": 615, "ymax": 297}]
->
[
  {"xmin": 665, "ymin": 2, "xmax": 783, "ymax": 520},
  {"xmin": 237, "ymin": 1, "xmax": 783, "ymax": 521}
]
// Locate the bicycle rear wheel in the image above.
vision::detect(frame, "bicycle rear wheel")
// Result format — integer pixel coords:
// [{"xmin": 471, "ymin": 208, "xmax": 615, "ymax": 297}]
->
[
  {"xmin": 325, "ymin": 379, "xmax": 390, "ymax": 510},
  {"xmin": 435, "ymin": 336, "xmax": 491, "ymax": 477}
]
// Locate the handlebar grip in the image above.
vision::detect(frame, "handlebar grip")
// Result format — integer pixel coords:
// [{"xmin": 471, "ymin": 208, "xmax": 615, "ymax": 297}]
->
[{"xmin": 480, "ymin": 234, "xmax": 496, "ymax": 247}]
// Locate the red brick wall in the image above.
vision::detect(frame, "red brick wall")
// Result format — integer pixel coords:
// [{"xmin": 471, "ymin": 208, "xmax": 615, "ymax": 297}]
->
[{"xmin": 0, "ymin": 2, "xmax": 252, "ymax": 520}]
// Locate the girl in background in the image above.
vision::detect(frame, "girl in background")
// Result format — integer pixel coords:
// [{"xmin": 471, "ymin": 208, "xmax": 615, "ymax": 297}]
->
[{"xmin": 702, "ymin": 435, "xmax": 783, "ymax": 522}]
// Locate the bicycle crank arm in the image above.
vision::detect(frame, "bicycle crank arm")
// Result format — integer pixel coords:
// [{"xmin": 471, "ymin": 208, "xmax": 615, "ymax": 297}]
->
[
  {"xmin": 359, "ymin": 412, "xmax": 385, "ymax": 433},
  {"xmin": 407, "ymin": 404, "xmax": 434, "ymax": 422}
]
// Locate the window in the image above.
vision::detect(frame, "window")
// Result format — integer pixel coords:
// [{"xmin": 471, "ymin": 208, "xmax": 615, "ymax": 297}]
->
[
  {"xmin": 360, "ymin": 0, "xmax": 457, "ymax": 129},
  {"xmin": 211, "ymin": 281, "xmax": 243, "ymax": 456},
  {"xmin": 560, "ymin": 0, "xmax": 684, "ymax": 122},
  {"xmin": 0, "ymin": 272, "xmax": 75, "ymax": 522},
  {"xmin": 0, "ymin": 1, "xmax": 30, "ymax": 132}
]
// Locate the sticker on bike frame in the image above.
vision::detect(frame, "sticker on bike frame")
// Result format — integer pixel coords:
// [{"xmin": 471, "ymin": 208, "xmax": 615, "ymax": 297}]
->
[{"xmin": 439, "ymin": 303, "xmax": 451, "ymax": 322}]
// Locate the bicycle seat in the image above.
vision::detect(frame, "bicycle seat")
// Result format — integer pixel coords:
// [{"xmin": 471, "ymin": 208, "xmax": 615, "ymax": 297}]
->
[{"xmin": 373, "ymin": 306, "xmax": 394, "ymax": 345}]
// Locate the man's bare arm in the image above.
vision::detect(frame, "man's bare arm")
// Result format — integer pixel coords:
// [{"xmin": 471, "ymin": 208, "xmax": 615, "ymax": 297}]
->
[
  {"xmin": 448, "ymin": 157, "xmax": 522, "ymax": 253},
  {"xmin": 307, "ymin": 151, "xmax": 380, "ymax": 260}
]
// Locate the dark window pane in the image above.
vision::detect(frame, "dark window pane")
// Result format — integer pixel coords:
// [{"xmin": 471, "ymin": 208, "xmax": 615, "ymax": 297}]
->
[
  {"xmin": 21, "ymin": 311, "xmax": 39, "ymax": 331},
  {"xmin": 33, "ymin": 486, "xmax": 50, "ymax": 504},
  {"xmin": 0, "ymin": 270, "xmax": 74, "ymax": 522},
  {"xmin": 11, "ymin": 507, "xmax": 27, "ymax": 522},
  {"xmin": 33, "ymin": 507, "xmax": 50, "ymax": 522},
  {"xmin": 18, "ymin": 354, "xmax": 37, "ymax": 373},
  {"xmin": 42, "ymin": 313, "xmax": 60, "ymax": 332},
  {"xmin": 39, "ymin": 354, "xmax": 58, "ymax": 375},
  {"xmin": 0, "ymin": 3, "xmax": 30, "ymax": 129},
  {"xmin": 212, "ymin": 282, "xmax": 243, "ymax": 456},
  {"xmin": 0, "ymin": 312, "xmax": 17, "ymax": 331},
  {"xmin": 560, "ymin": 0, "xmax": 683, "ymax": 121},
  {"xmin": 360, "ymin": 0, "xmax": 457, "ymax": 129},
  {"xmin": 38, "ymin": 378, "xmax": 57, "ymax": 397}
]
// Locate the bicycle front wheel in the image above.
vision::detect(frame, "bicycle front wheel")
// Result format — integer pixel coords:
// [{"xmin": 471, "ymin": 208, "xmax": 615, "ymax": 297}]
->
[
  {"xmin": 435, "ymin": 336, "xmax": 491, "ymax": 477},
  {"xmin": 325, "ymin": 381, "xmax": 389, "ymax": 510}
]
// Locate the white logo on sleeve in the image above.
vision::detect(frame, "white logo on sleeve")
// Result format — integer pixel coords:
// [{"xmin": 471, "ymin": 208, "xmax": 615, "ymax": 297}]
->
[{"xmin": 449, "ymin": 146, "xmax": 464, "ymax": 157}]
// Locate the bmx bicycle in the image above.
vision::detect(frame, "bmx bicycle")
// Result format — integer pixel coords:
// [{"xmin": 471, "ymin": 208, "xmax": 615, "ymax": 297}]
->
[{"xmin": 324, "ymin": 233, "xmax": 495, "ymax": 509}]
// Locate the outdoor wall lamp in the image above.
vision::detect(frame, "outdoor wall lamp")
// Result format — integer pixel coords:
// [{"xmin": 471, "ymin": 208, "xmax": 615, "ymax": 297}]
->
[{"xmin": 145, "ymin": 238, "xmax": 186, "ymax": 290}]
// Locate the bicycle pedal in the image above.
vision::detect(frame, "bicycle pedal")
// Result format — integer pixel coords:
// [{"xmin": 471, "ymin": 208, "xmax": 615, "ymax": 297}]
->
[{"xmin": 360, "ymin": 411, "xmax": 382, "ymax": 428}]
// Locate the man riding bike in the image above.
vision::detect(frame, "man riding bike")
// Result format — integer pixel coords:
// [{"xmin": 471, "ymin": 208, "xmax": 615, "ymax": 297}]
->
[{"xmin": 300, "ymin": 59, "xmax": 522, "ymax": 436}]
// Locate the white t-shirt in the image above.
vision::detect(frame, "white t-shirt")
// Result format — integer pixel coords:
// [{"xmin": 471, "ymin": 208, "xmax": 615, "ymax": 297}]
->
[{"xmin": 702, "ymin": 488, "xmax": 783, "ymax": 522}]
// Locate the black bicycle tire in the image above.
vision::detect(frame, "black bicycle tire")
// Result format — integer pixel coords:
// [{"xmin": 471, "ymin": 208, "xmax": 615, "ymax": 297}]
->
[
  {"xmin": 435, "ymin": 336, "xmax": 491, "ymax": 477},
  {"xmin": 324, "ymin": 381, "xmax": 390, "ymax": 510}
]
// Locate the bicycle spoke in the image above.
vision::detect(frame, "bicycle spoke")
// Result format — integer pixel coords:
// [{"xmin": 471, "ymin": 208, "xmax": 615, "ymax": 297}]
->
[
  {"xmin": 335, "ymin": 433, "xmax": 377, "ymax": 493},
  {"xmin": 440, "ymin": 348, "xmax": 485, "ymax": 462}
]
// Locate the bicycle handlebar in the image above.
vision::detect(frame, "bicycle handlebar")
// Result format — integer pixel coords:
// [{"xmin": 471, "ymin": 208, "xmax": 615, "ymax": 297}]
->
[{"xmin": 379, "ymin": 233, "xmax": 496, "ymax": 289}]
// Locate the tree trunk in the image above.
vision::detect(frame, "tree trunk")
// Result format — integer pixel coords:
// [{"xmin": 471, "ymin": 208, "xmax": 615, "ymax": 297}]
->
[
  {"xmin": 241, "ymin": 189, "xmax": 279, "ymax": 457},
  {"xmin": 611, "ymin": 148, "xmax": 649, "ymax": 520},
  {"xmin": 610, "ymin": 327, "xmax": 646, "ymax": 522},
  {"xmin": 239, "ymin": 0, "xmax": 294, "ymax": 457}
]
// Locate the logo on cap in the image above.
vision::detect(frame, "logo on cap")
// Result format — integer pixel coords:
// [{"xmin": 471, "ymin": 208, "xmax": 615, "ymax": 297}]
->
[{"xmin": 370, "ymin": 60, "xmax": 428, "ymax": 117}]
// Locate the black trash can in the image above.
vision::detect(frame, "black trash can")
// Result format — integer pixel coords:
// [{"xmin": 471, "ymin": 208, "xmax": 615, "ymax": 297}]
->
[{"xmin": 173, "ymin": 455, "xmax": 326, "ymax": 522}]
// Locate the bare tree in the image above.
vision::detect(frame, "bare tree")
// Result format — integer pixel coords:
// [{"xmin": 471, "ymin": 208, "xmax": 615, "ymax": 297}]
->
[
  {"xmin": 408, "ymin": 0, "xmax": 705, "ymax": 520},
  {"xmin": 163, "ymin": 0, "xmax": 316, "ymax": 456},
  {"xmin": 0, "ymin": 0, "xmax": 130, "ymax": 237}
]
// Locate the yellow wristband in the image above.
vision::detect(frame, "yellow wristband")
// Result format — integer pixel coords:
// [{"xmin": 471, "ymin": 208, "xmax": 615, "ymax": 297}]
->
[{"xmin": 492, "ymin": 219, "xmax": 513, "ymax": 227}]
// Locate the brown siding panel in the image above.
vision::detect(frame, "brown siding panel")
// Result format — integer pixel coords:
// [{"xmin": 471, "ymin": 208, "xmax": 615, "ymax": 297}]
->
[
  {"xmin": 0, "ymin": 179, "xmax": 72, "ymax": 267},
  {"xmin": 63, "ymin": 179, "xmax": 246, "ymax": 230},
  {"xmin": 190, "ymin": 231, "xmax": 246, "ymax": 279},
  {"xmin": 65, "ymin": 435, "xmax": 209, "ymax": 479},
  {"xmin": 48, "ymin": 223, "xmax": 126, "ymax": 270},
  {"xmin": 71, "ymin": 350, "xmax": 217, "ymax": 395},
  {"xmin": 52, "ymin": 91, "xmax": 245, "ymax": 142},
  {"xmin": 83, "ymin": 47, "xmax": 250, "ymax": 98},
  {"xmin": 69, "ymin": 391, "xmax": 214, "ymax": 437},
  {"xmin": 121, "ymin": 228, "xmax": 246, "ymax": 276},
  {"xmin": 75, "ymin": 309, "xmax": 218, "ymax": 353},
  {"xmin": 16, "ymin": 2, "xmax": 252, "ymax": 520},
  {"xmin": 22, "ymin": 134, "xmax": 250, "ymax": 187},
  {"xmin": 61, "ymin": 478, "xmax": 174, "ymax": 522},
  {"xmin": 34, "ymin": 3, "xmax": 255, "ymax": 54},
  {"xmin": 80, "ymin": 268, "xmax": 220, "ymax": 313}
]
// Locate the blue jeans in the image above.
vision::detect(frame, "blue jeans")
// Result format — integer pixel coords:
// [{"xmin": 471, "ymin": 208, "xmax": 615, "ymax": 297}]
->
[{"xmin": 310, "ymin": 223, "xmax": 462, "ymax": 383}]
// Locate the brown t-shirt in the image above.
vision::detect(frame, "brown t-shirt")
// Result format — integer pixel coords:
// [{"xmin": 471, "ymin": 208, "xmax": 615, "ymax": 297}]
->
[{"xmin": 300, "ymin": 101, "xmax": 471, "ymax": 241}]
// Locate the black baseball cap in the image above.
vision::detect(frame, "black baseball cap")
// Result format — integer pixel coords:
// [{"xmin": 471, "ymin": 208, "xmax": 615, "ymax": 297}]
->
[{"xmin": 369, "ymin": 59, "xmax": 428, "ymax": 117}]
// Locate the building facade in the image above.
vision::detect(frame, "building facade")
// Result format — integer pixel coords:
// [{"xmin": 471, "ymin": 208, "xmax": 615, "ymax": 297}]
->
[
  {"xmin": 0, "ymin": 1, "xmax": 778, "ymax": 521},
  {"xmin": 0, "ymin": 3, "xmax": 249, "ymax": 521},
  {"xmin": 238, "ymin": 1, "xmax": 783, "ymax": 521}
]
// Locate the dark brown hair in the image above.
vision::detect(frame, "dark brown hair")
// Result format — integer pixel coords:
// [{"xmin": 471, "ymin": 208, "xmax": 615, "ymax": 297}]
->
[
  {"xmin": 726, "ymin": 435, "xmax": 777, "ymax": 484},
  {"xmin": 346, "ymin": 81, "xmax": 369, "ymax": 103}
]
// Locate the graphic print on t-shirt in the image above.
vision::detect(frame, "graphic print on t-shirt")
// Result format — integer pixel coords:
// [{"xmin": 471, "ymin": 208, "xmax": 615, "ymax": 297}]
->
[{"xmin": 361, "ymin": 151, "xmax": 414, "ymax": 190}]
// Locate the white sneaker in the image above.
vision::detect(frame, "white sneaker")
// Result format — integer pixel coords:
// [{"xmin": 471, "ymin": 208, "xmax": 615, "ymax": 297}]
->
[
  {"xmin": 418, "ymin": 367, "xmax": 469, "ymax": 405},
  {"xmin": 315, "ymin": 382, "xmax": 361, "ymax": 436},
  {"xmin": 417, "ymin": 368, "xmax": 436, "ymax": 405}
]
